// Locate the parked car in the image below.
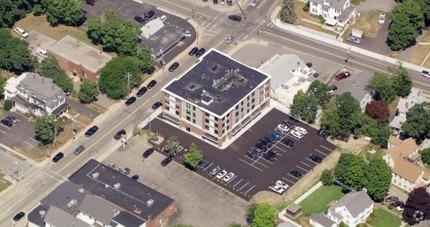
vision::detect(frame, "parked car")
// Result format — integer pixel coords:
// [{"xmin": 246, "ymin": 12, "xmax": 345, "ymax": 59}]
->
[
  {"xmin": 1, "ymin": 119, "xmax": 12, "ymax": 127},
  {"xmin": 73, "ymin": 145, "xmax": 85, "ymax": 155},
  {"xmin": 85, "ymin": 125, "xmax": 99, "ymax": 137},
  {"xmin": 161, "ymin": 157, "xmax": 172, "ymax": 166},
  {"xmin": 290, "ymin": 169, "xmax": 303, "ymax": 178},
  {"xmin": 282, "ymin": 138, "xmax": 295, "ymax": 147},
  {"xmin": 136, "ymin": 87, "xmax": 148, "ymax": 97},
  {"xmin": 168, "ymin": 62, "xmax": 180, "ymax": 72},
  {"xmin": 114, "ymin": 129, "xmax": 126, "ymax": 140},
  {"xmin": 247, "ymin": 148, "xmax": 259, "ymax": 160},
  {"xmin": 277, "ymin": 124, "xmax": 290, "ymax": 133},
  {"xmin": 269, "ymin": 184, "xmax": 285, "ymax": 194},
  {"xmin": 159, "ymin": 15, "xmax": 167, "ymax": 22},
  {"xmin": 263, "ymin": 150, "xmax": 278, "ymax": 161},
  {"xmin": 216, "ymin": 170, "xmax": 228, "ymax": 179},
  {"xmin": 335, "ymin": 71, "xmax": 351, "ymax": 81},
  {"xmin": 385, "ymin": 196, "xmax": 399, "ymax": 204},
  {"xmin": 131, "ymin": 175, "xmax": 139, "ymax": 181},
  {"xmin": 210, "ymin": 166, "xmax": 221, "ymax": 175},
  {"xmin": 142, "ymin": 148, "xmax": 154, "ymax": 158},
  {"xmin": 125, "ymin": 96, "xmax": 137, "ymax": 106},
  {"xmin": 422, "ymin": 70, "xmax": 430, "ymax": 78},
  {"xmin": 144, "ymin": 10, "xmax": 155, "ymax": 20},
  {"xmin": 152, "ymin": 101, "xmax": 162, "ymax": 110},
  {"xmin": 52, "ymin": 152, "xmax": 64, "ymax": 163},
  {"xmin": 13, "ymin": 211, "xmax": 25, "ymax": 222},
  {"xmin": 275, "ymin": 180, "xmax": 289, "ymax": 190},
  {"xmin": 14, "ymin": 27, "xmax": 28, "ymax": 38},
  {"xmin": 195, "ymin": 48, "xmax": 206, "ymax": 57},
  {"xmin": 223, "ymin": 172, "xmax": 235, "ymax": 182},
  {"xmin": 294, "ymin": 126, "xmax": 308, "ymax": 134},
  {"xmin": 378, "ymin": 12, "xmax": 385, "ymax": 24},
  {"xmin": 228, "ymin": 15, "xmax": 242, "ymax": 22},
  {"xmin": 86, "ymin": 0, "xmax": 96, "ymax": 6},
  {"xmin": 310, "ymin": 154, "xmax": 322, "ymax": 163},
  {"xmin": 198, "ymin": 159, "xmax": 212, "ymax": 170},
  {"xmin": 290, "ymin": 130, "xmax": 304, "ymax": 139},
  {"xmin": 189, "ymin": 47, "xmax": 199, "ymax": 56},
  {"xmin": 225, "ymin": 35, "xmax": 234, "ymax": 44},
  {"xmin": 134, "ymin": 16, "xmax": 145, "ymax": 24},
  {"xmin": 318, "ymin": 128, "xmax": 329, "ymax": 138},
  {"xmin": 250, "ymin": 0, "xmax": 258, "ymax": 7},
  {"xmin": 6, "ymin": 115, "xmax": 17, "ymax": 124},
  {"xmin": 147, "ymin": 80, "xmax": 157, "ymax": 89}
]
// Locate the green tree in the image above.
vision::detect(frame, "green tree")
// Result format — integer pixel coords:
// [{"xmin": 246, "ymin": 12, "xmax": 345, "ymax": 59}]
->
[
  {"xmin": 183, "ymin": 142, "xmax": 203, "ymax": 169},
  {"xmin": 135, "ymin": 44, "xmax": 156, "ymax": 73},
  {"xmin": 402, "ymin": 187, "xmax": 430, "ymax": 225},
  {"xmin": 307, "ymin": 80, "xmax": 332, "ymax": 107},
  {"xmin": 365, "ymin": 100, "xmax": 390, "ymax": 123},
  {"xmin": 0, "ymin": 0, "xmax": 36, "ymax": 28},
  {"xmin": 290, "ymin": 90, "xmax": 318, "ymax": 124},
  {"xmin": 388, "ymin": 0, "xmax": 424, "ymax": 50},
  {"xmin": 0, "ymin": 74, "xmax": 6, "ymax": 98},
  {"xmin": 401, "ymin": 102, "xmax": 430, "ymax": 140},
  {"xmin": 278, "ymin": 0, "xmax": 297, "ymax": 24},
  {"xmin": 78, "ymin": 79, "xmax": 99, "ymax": 103},
  {"xmin": 164, "ymin": 136, "xmax": 181, "ymax": 157},
  {"xmin": 355, "ymin": 115, "xmax": 390, "ymax": 147},
  {"xmin": 99, "ymin": 56, "xmax": 141, "ymax": 99},
  {"xmin": 320, "ymin": 169, "xmax": 333, "ymax": 186},
  {"xmin": 390, "ymin": 64, "xmax": 412, "ymax": 97},
  {"xmin": 86, "ymin": 16, "xmax": 104, "ymax": 45},
  {"xmin": 3, "ymin": 99, "xmax": 13, "ymax": 111},
  {"xmin": 418, "ymin": 0, "xmax": 430, "ymax": 25},
  {"xmin": 363, "ymin": 156, "xmax": 392, "ymax": 202},
  {"xmin": 334, "ymin": 153, "xmax": 366, "ymax": 191},
  {"xmin": 336, "ymin": 92, "xmax": 363, "ymax": 138},
  {"xmin": 366, "ymin": 72, "xmax": 396, "ymax": 103},
  {"xmin": 246, "ymin": 201, "xmax": 258, "ymax": 224},
  {"xmin": 35, "ymin": 115, "xmax": 63, "ymax": 145},
  {"xmin": 252, "ymin": 203, "xmax": 276, "ymax": 227},
  {"xmin": 37, "ymin": 56, "xmax": 73, "ymax": 94},
  {"xmin": 40, "ymin": 0, "xmax": 85, "ymax": 26},
  {"xmin": 321, "ymin": 99, "xmax": 341, "ymax": 136},
  {"xmin": 371, "ymin": 124, "xmax": 391, "ymax": 148},
  {"xmin": 420, "ymin": 148, "xmax": 430, "ymax": 165},
  {"xmin": 0, "ymin": 29, "xmax": 35, "ymax": 74}
]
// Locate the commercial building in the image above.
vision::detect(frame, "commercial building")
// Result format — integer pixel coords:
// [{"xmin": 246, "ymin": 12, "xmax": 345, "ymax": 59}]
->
[
  {"xmin": 27, "ymin": 159, "xmax": 176, "ymax": 227},
  {"xmin": 161, "ymin": 49, "xmax": 271, "ymax": 148}
]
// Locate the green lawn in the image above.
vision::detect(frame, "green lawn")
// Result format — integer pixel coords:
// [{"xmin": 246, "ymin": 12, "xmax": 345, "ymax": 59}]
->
[
  {"xmin": 299, "ymin": 185, "xmax": 345, "ymax": 215},
  {"xmin": 370, "ymin": 208, "xmax": 401, "ymax": 227},
  {"xmin": 0, "ymin": 175, "xmax": 12, "ymax": 192}
]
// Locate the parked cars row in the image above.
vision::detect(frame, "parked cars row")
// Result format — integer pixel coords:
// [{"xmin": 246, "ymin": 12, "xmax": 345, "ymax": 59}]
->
[
  {"xmin": 1, "ymin": 115, "xmax": 17, "ymax": 128},
  {"xmin": 107, "ymin": 163, "xmax": 130, "ymax": 175},
  {"xmin": 125, "ymin": 79, "xmax": 157, "ymax": 106},
  {"xmin": 189, "ymin": 46, "xmax": 206, "ymax": 57},
  {"xmin": 211, "ymin": 166, "xmax": 235, "ymax": 182}
]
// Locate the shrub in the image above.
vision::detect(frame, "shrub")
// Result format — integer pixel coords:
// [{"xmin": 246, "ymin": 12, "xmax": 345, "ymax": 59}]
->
[
  {"xmin": 303, "ymin": 3, "xmax": 309, "ymax": 12},
  {"xmin": 3, "ymin": 100, "xmax": 13, "ymax": 111},
  {"xmin": 321, "ymin": 169, "xmax": 333, "ymax": 186}
]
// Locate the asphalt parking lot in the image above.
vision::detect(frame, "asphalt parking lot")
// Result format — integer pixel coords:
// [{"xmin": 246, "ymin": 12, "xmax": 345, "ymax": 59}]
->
[
  {"xmin": 82, "ymin": 0, "xmax": 196, "ymax": 64},
  {"xmin": 0, "ymin": 112, "xmax": 38, "ymax": 150},
  {"xmin": 147, "ymin": 107, "xmax": 336, "ymax": 200}
]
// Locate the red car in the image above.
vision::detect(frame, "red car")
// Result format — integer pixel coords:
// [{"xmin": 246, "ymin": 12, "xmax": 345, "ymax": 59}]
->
[{"xmin": 335, "ymin": 71, "xmax": 351, "ymax": 81}]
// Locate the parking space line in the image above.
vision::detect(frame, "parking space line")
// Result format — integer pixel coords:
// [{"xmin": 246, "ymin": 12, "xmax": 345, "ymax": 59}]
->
[
  {"xmin": 203, "ymin": 163, "xmax": 213, "ymax": 171},
  {"xmin": 0, "ymin": 125, "xmax": 11, "ymax": 130},
  {"xmin": 233, "ymin": 178, "xmax": 243, "ymax": 187},
  {"xmin": 297, "ymin": 165, "xmax": 310, "ymax": 172},
  {"xmin": 239, "ymin": 182, "xmax": 249, "ymax": 190},
  {"xmin": 300, "ymin": 161, "xmax": 313, "ymax": 168},
  {"xmin": 287, "ymin": 134, "xmax": 300, "ymax": 141},
  {"xmin": 23, "ymin": 141, "xmax": 33, "ymax": 146},
  {"xmin": 28, "ymin": 137, "xmax": 38, "ymax": 143},
  {"xmin": 258, "ymin": 158, "xmax": 273, "ymax": 165},
  {"xmin": 0, "ymin": 129, "xmax": 5, "ymax": 133},
  {"xmin": 244, "ymin": 185, "xmax": 255, "ymax": 194},
  {"xmin": 282, "ymin": 177, "xmax": 296, "ymax": 185},
  {"xmin": 304, "ymin": 159, "xmax": 317, "ymax": 167},
  {"xmin": 314, "ymin": 148, "xmax": 328, "ymax": 156},
  {"xmin": 320, "ymin": 145, "xmax": 333, "ymax": 151},
  {"xmin": 239, "ymin": 159, "xmax": 265, "ymax": 172},
  {"xmin": 226, "ymin": 175, "xmax": 237, "ymax": 183}
]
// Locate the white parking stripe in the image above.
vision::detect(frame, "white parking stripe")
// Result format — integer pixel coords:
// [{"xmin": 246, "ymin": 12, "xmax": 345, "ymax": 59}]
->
[
  {"xmin": 282, "ymin": 177, "xmax": 296, "ymax": 185},
  {"xmin": 320, "ymin": 145, "xmax": 333, "ymax": 151},
  {"xmin": 252, "ymin": 158, "xmax": 270, "ymax": 168},
  {"xmin": 244, "ymin": 185, "xmax": 256, "ymax": 194},
  {"xmin": 23, "ymin": 141, "xmax": 33, "ymax": 146},
  {"xmin": 301, "ymin": 161, "xmax": 313, "ymax": 168},
  {"xmin": 314, "ymin": 148, "xmax": 328, "ymax": 156},
  {"xmin": 239, "ymin": 159, "xmax": 264, "ymax": 172},
  {"xmin": 28, "ymin": 137, "xmax": 39, "ymax": 143},
  {"xmin": 226, "ymin": 175, "xmax": 237, "ymax": 183},
  {"xmin": 239, "ymin": 182, "xmax": 249, "ymax": 190},
  {"xmin": 0, "ymin": 129, "xmax": 5, "ymax": 133},
  {"xmin": 233, "ymin": 178, "xmax": 243, "ymax": 187},
  {"xmin": 297, "ymin": 164, "xmax": 310, "ymax": 172}
]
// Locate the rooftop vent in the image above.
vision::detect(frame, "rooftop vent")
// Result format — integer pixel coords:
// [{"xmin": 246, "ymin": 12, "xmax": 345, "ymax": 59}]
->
[
  {"xmin": 92, "ymin": 172, "xmax": 99, "ymax": 178},
  {"xmin": 188, "ymin": 84, "xmax": 196, "ymax": 90},
  {"xmin": 134, "ymin": 208, "xmax": 142, "ymax": 214},
  {"xmin": 66, "ymin": 199, "xmax": 77, "ymax": 209},
  {"xmin": 39, "ymin": 210, "xmax": 46, "ymax": 217},
  {"xmin": 147, "ymin": 199, "xmax": 154, "ymax": 207},
  {"xmin": 114, "ymin": 183, "xmax": 121, "ymax": 190},
  {"xmin": 211, "ymin": 65, "xmax": 219, "ymax": 72},
  {"xmin": 78, "ymin": 188, "xmax": 85, "ymax": 194}
]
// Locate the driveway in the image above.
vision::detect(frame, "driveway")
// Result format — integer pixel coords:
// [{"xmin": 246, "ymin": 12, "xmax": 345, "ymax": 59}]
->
[
  {"xmin": 146, "ymin": 107, "xmax": 336, "ymax": 200},
  {"xmin": 66, "ymin": 98, "xmax": 99, "ymax": 119},
  {"xmin": 348, "ymin": 21, "xmax": 392, "ymax": 56}
]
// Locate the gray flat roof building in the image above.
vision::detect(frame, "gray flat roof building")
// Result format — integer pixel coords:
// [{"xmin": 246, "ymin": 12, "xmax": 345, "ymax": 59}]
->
[{"xmin": 163, "ymin": 49, "xmax": 270, "ymax": 117}]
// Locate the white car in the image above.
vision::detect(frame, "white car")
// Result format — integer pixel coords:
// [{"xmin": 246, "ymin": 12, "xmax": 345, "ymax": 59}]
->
[
  {"xmin": 277, "ymin": 124, "xmax": 290, "ymax": 133},
  {"xmin": 294, "ymin": 126, "xmax": 308, "ymax": 135},
  {"xmin": 223, "ymin": 172, "xmax": 235, "ymax": 182},
  {"xmin": 184, "ymin": 31, "xmax": 191, "ymax": 37},
  {"xmin": 422, "ymin": 70, "xmax": 430, "ymax": 78},
  {"xmin": 250, "ymin": 0, "xmax": 258, "ymax": 7},
  {"xmin": 291, "ymin": 130, "xmax": 304, "ymax": 139},
  {"xmin": 275, "ymin": 180, "xmax": 289, "ymax": 190},
  {"xmin": 159, "ymin": 15, "xmax": 167, "ymax": 23},
  {"xmin": 216, "ymin": 170, "xmax": 227, "ymax": 179},
  {"xmin": 269, "ymin": 185, "xmax": 285, "ymax": 194},
  {"xmin": 14, "ymin": 27, "xmax": 29, "ymax": 38},
  {"xmin": 378, "ymin": 12, "xmax": 385, "ymax": 24},
  {"xmin": 36, "ymin": 48, "xmax": 48, "ymax": 57}
]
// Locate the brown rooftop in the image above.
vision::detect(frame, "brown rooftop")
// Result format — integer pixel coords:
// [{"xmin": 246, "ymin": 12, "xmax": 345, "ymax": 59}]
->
[{"xmin": 387, "ymin": 138, "xmax": 422, "ymax": 182}]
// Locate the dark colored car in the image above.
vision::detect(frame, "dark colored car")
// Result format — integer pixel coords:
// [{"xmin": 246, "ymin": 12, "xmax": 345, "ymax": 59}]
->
[
  {"xmin": 290, "ymin": 169, "xmax": 303, "ymax": 178},
  {"xmin": 114, "ymin": 129, "xmax": 126, "ymax": 140},
  {"xmin": 226, "ymin": 0, "xmax": 233, "ymax": 5},
  {"xmin": 385, "ymin": 196, "xmax": 399, "ymax": 204},
  {"xmin": 147, "ymin": 80, "xmax": 157, "ymax": 89},
  {"xmin": 136, "ymin": 87, "xmax": 148, "ymax": 97},
  {"xmin": 310, "ymin": 154, "xmax": 322, "ymax": 163},
  {"xmin": 142, "ymin": 148, "xmax": 154, "ymax": 158},
  {"xmin": 13, "ymin": 211, "xmax": 25, "ymax": 222},
  {"xmin": 1, "ymin": 119, "xmax": 12, "ymax": 127},
  {"xmin": 152, "ymin": 101, "xmax": 162, "ymax": 110},
  {"xmin": 85, "ymin": 125, "xmax": 99, "ymax": 137},
  {"xmin": 213, "ymin": 0, "xmax": 219, "ymax": 4},
  {"xmin": 228, "ymin": 15, "xmax": 242, "ymax": 22},
  {"xmin": 255, "ymin": 141, "xmax": 268, "ymax": 151},
  {"xmin": 86, "ymin": 0, "xmax": 96, "ymax": 6},
  {"xmin": 335, "ymin": 71, "xmax": 351, "ymax": 81},
  {"xmin": 74, "ymin": 145, "xmax": 85, "ymax": 155},
  {"xmin": 318, "ymin": 128, "xmax": 329, "ymax": 138},
  {"xmin": 144, "ymin": 10, "xmax": 155, "ymax": 20},
  {"xmin": 195, "ymin": 48, "xmax": 206, "ymax": 57},
  {"xmin": 198, "ymin": 159, "xmax": 212, "ymax": 170},
  {"xmin": 131, "ymin": 175, "xmax": 139, "ymax": 181},
  {"xmin": 247, "ymin": 148, "xmax": 259, "ymax": 160},
  {"xmin": 52, "ymin": 152, "xmax": 64, "ymax": 163},
  {"xmin": 189, "ymin": 47, "xmax": 199, "ymax": 56},
  {"xmin": 168, "ymin": 62, "xmax": 180, "ymax": 72},
  {"xmin": 263, "ymin": 150, "xmax": 278, "ymax": 162},
  {"xmin": 134, "ymin": 16, "xmax": 145, "ymax": 24},
  {"xmin": 282, "ymin": 138, "xmax": 295, "ymax": 147},
  {"xmin": 161, "ymin": 157, "xmax": 173, "ymax": 166},
  {"xmin": 125, "ymin": 97, "xmax": 137, "ymax": 106},
  {"xmin": 6, "ymin": 115, "xmax": 17, "ymax": 124}
]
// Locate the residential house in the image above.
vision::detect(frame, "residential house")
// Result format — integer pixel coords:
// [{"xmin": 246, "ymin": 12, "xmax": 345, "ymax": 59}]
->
[
  {"xmin": 327, "ymin": 191, "xmax": 374, "ymax": 227},
  {"xmin": 383, "ymin": 136, "xmax": 430, "ymax": 193},
  {"xmin": 308, "ymin": 0, "xmax": 356, "ymax": 28},
  {"xmin": 310, "ymin": 213, "xmax": 337, "ymax": 227},
  {"xmin": 333, "ymin": 71, "xmax": 373, "ymax": 111},
  {"xmin": 390, "ymin": 87, "xmax": 429, "ymax": 134},
  {"xmin": 4, "ymin": 72, "xmax": 68, "ymax": 116}
]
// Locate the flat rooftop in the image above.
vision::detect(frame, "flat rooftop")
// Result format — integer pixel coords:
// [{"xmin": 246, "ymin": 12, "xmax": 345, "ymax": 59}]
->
[
  {"xmin": 163, "ymin": 49, "xmax": 270, "ymax": 117},
  {"xmin": 68, "ymin": 159, "xmax": 174, "ymax": 221}
]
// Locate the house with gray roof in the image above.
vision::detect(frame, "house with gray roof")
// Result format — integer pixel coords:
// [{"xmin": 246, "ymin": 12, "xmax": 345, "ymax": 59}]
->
[
  {"xmin": 309, "ymin": 213, "xmax": 337, "ymax": 227},
  {"xmin": 327, "ymin": 191, "xmax": 374, "ymax": 227},
  {"xmin": 4, "ymin": 72, "xmax": 68, "ymax": 116},
  {"xmin": 45, "ymin": 206, "xmax": 90, "ymax": 227},
  {"xmin": 309, "ymin": 0, "xmax": 356, "ymax": 28}
]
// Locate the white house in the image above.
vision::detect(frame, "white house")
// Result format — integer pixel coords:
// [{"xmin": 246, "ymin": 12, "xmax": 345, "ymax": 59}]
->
[
  {"xmin": 4, "ymin": 72, "xmax": 68, "ymax": 116},
  {"xmin": 327, "ymin": 191, "xmax": 373, "ymax": 227},
  {"xmin": 308, "ymin": 0, "xmax": 356, "ymax": 27}
]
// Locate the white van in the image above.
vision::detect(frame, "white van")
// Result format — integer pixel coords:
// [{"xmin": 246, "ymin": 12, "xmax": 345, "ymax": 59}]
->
[{"xmin": 36, "ymin": 48, "xmax": 48, "ymax": 57}]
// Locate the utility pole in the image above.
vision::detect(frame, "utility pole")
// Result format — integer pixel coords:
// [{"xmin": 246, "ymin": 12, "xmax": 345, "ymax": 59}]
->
[
  {"xmin": 345, "ymin": 47, "xmax": 352, "ymax": 68},
  {"xmin": 160, "ymin": 47, "xmax": 165, "ymax": 72},
  {"xmin": 192, "ymin": 0, "xmax": 196, "ymax": 20},
  {"xmin": 236, "ymin": 2, "xmax": 246, "ymax": 20}
]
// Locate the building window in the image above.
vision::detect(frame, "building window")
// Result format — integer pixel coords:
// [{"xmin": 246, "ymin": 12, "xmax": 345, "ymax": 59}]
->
[
  {"xmin": 214, "ymin": 129, "xmax": 218, "ymax": 134},
  {"xmin": 205, "ymin": 125, "xmax": 209, "ymax": 130},
  {"xmin": 192, "ymin": 106, "xmax": 196, "ymax": 111},
  {"xmin": 215, "ymin": 117, "xmax": 218, "ymax": 121},
  {"xmin": 205, "ymin": 112, "xmax": 209, "ymax": 117},
  {"xmin": 192, "ymin": 113, "xmax": 196, "ymax": 117},
  {"xmin": 214, "ymin": 123, "xmax": 218, "ymax": 128},
  {"xmin": 192, "ymin": 119, "xmax": 196, "ymax": 124},
  {"xmin": 252, "ymin": 98, "xmax": 255, "ymax": 103},
  {"xmin": 205, "ymin": 119, "xmax": 209, "ymax": 123},
  {"xmin": 186, "ymin": 103, "xmax": 191, "ymax": 108},
  {"xmin": 166, "ymin": 106, "xmax": 170, "ymax": 111},
  {"xmin": 186, "ymin": 116, "xmax": 191, "ymax": 121},
  {"xmin": 175, "ymin": 111, "xmax": 179, "ymax": 115}
]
